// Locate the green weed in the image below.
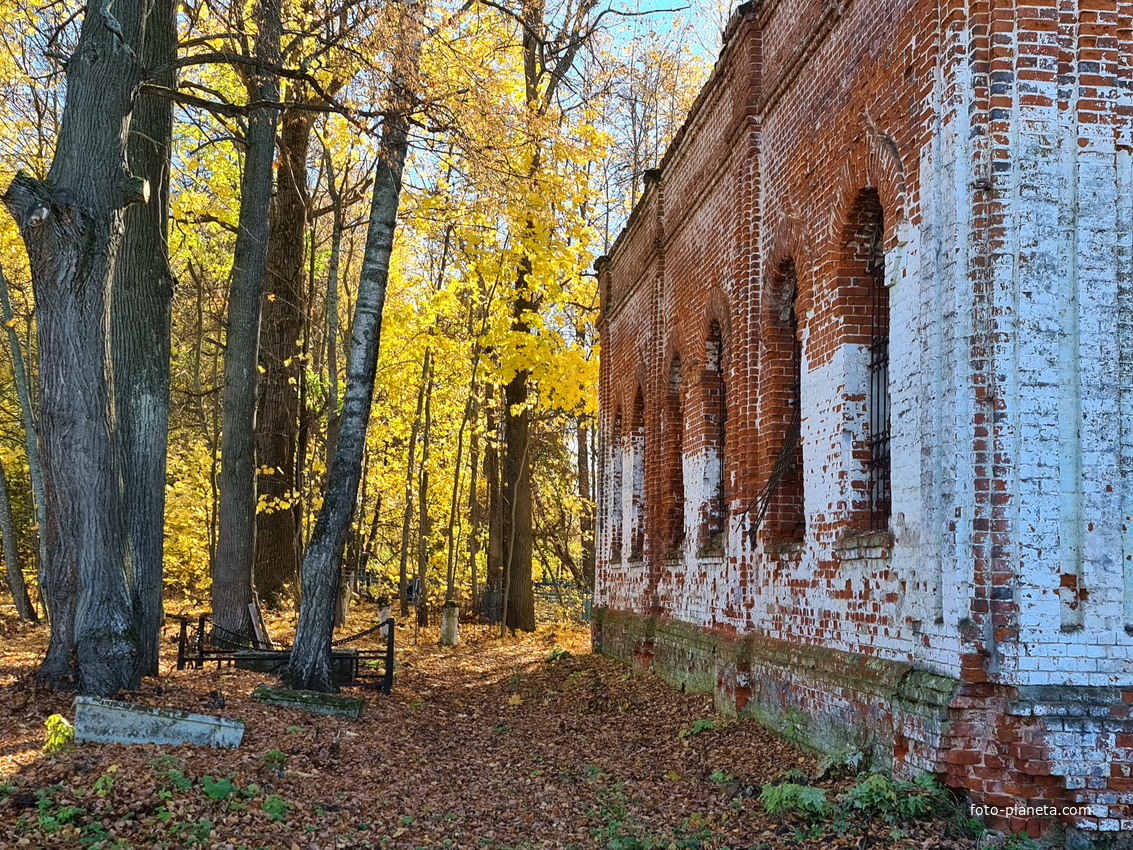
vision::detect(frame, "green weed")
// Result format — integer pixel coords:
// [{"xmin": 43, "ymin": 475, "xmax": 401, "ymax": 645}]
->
[{"xmin": 678, "ymin": 718, "xmax": 717, "ymax": 739}]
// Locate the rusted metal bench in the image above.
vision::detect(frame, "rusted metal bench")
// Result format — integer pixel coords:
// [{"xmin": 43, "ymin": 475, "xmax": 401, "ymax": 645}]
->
[{"xmin": 173, "ymin": 614, "xmax": 396, "ymax": 694}]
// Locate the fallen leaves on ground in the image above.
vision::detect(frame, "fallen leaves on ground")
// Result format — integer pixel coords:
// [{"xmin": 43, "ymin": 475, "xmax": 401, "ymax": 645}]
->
[{"xmin": 0, "ymin": 607, "xmax": 980, "ymax": 849}]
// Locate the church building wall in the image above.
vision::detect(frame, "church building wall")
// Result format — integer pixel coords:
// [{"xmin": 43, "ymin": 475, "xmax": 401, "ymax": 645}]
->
[{"xmin": 595, "ymin": 0, "xmax": 1133, "ymax": 839}]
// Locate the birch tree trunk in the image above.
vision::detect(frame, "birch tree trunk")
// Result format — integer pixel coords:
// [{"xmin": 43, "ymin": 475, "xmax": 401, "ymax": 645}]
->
[
  {"xmin": 286, "ymin": 0, "xmax": 424, "ymax": 691},
  {"xmin": 213, "ymin": 0, "xmax": 282, "ymax": 642}
]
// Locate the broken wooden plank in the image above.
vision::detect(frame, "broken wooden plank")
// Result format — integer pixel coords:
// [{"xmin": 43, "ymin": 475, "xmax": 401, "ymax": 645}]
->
[
  {"xmin": 251, "ymin": 684, "xmax": 365, "ymax": 719},
  {"xmin": 73, "ymin": 696, "xmax": 245, "ymax": 747}
]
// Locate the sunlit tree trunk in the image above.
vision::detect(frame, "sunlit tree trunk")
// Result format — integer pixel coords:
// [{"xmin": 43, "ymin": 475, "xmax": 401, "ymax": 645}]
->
[
  {"xmin": 502, "ymin": 271, "xmax": 536, "ymax": 632},
  {"xmin": 416, "ymin": 373, "xmax": 433, "ymax": 626},
  {"xmin": 112, "ymin": 0, "xmax": 176, "ymax": 677},
  {"xmin": 2, "ymin": 0, "xmax": 163, "ymax": 693},
  {"xmin": 213, "ymin": 0, "xmax": 282, "ymax": 642},
  {"xmin": 576, "ymin": 420, "xmax": 595, "ymax": 589},
  {"xmin": 398, "ymin": 349, "xmax": 429, "ymax": 617},
  {"xmin": 286, "ymin": 0, "xmax": 423, "ymax": 691},
  {"xmin": 255, "ymin": 107, "xmax": 311, "ymax": 607}
]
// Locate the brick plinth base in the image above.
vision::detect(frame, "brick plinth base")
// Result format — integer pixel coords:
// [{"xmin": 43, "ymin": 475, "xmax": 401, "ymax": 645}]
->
[{"xmin": 593, "ymin": 608, "xmax": 1133, "ymax": 845}]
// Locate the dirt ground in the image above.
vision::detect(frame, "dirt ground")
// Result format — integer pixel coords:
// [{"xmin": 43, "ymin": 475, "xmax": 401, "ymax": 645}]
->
[{"xmin": 0, "ymin": 607, "xmax": 982, "ymax": 849}]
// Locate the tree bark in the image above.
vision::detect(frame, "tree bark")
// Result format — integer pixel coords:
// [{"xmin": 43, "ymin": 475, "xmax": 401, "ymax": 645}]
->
[
  {"xmin": 112, "ymin": 0, "xmax": 176, "ymax": 678},
  {"xmin": 484, "ymin": 391, "xmax": 504, "ymax": 622},
  {"xmin": 254, "ymin": 107, "xmax": 311, "ymax": 607},
  {"xmin": 416, "ymin": 372, "xmax": 433, "ymax": 626},
  {"xmin": 502, "ymin": 281, "xmax": 536, "ymax": 632},
  {"xmin": 285, "ymin": 0, "xmax": 422, "ymax": 691},
  {"xmin": 468, "ymin": 411, "xmax": 480, "ymax": 608},
  {"xmin": 576, "ymin": 420, "xmax": 595, "ymax": 589},
  {"xmin": 0, "ymin": 272, "xmax": 47, "ymax": 606},
  {"xmin": 2, "ymin": 0, "xmax": 157, "ymax": 693},
  {"xmin": 397, "ymin": 349, "xmax": 429, "ymax": 617},
  {"xmin": 213, "ymin": 0, "xmax": 282, "ymax": 643},
  {"xmin": 322, "ymin": 148, "xmax": 345, "ymax": 471},
  {"xmin": 0, "ymin": 457, "xmax": 36, "ymax": 622}
]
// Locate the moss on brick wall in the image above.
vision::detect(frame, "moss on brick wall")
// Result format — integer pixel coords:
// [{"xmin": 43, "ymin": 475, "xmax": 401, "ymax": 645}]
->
[{"xmin": 593, "ymin": 607, "xmax": 960, "ymax": 773}]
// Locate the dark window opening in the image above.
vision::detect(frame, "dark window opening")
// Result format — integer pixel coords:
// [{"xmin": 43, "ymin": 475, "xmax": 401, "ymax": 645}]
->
[
  {"xmin": 666, "ymin": 356, "xmax": 685, "ymax": 548},
  {"xmin": 866, "ymin": 222, "xmax": 891, "ymax": 530}
]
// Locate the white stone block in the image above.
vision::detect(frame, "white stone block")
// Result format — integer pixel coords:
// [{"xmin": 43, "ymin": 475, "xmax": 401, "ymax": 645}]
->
[{"xmin": 73, "ymin": 696, "xmax": 244, "ymax": 748}]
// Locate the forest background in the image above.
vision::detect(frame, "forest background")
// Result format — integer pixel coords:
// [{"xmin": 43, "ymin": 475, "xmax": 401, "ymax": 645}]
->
[{"xmin": 0, "ymin": 0, "xmax": 725, "ymax": 686}]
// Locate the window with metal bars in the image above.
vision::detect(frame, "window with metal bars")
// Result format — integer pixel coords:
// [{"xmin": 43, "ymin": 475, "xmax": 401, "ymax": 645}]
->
[
  {"xmin": 866, "ymin": 227, "xmax": 891, "ymax": 530},
  {"xmin": 744, "ymin": 264, "xmax": 804, "ymax": 545}
]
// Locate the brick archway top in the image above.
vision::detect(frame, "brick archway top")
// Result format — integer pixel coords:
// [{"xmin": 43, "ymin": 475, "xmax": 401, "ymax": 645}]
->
[
  {"xmin": 701, "ymin": 288, "xmax": 733, "ymax": 350},
  {"xmin": 829, "ymin": 121, "xmax": 910, "ymax": 250}
]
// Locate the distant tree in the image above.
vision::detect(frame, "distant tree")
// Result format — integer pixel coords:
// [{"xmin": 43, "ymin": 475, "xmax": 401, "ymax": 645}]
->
[{"xmin": 0, "ymin": 456, "xmax": 36, "ymax": 622}]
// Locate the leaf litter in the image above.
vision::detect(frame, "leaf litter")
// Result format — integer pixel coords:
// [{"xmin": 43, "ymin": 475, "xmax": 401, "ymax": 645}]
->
[{"xmin": 0, "ymin": 608, "xmax": 980, "ymax": 849}]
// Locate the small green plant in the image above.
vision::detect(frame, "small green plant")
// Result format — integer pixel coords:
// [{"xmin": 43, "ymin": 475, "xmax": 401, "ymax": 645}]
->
[
  {"xmin": 201, "ymin": 775, "xmax": 241, "ymax": 800},
  {"xmin": 1003, "ymin": 832, "xmax": 1042, "ymax": 850},
  {"xmin": 546, "ymin": 645, "xmax": 572, "ymax": 661},
  {"xmin": 262, "ymin": 748, "xmax": 289, "ymax": 771},
  {"xmin": 158, "ymin": 767, "xmax": 193, "ymax": 793},
  {"xmin": 709, "ymin": 769, "xmax": 732, "ymax": 783},
  {"xmin": 92, "ymin": 772, "xmax": 116, "ymax": 797},
  {"xmin": 507, "ymin": 672, "xmax": 523, "ymax": 691},
  {"xmin": 261, "ymin": 794, "xmax": 292, "ymax": 821},
  {"xmin": 818, "ymin": 744, "xmax": 866, "ymax": 779},
  {"xmin": 585, "ymin": 763, "xmax": 604, "ymax": 782},
  {"xmin": 780, "ymin": 707, "xmax": 807, "ymax": 744},
  {"xmin": 678, "ymin": 718, "xmax": 717, "ymax": 738},
  {"xmin": 760, "ymin": 782, "xmax": 830, "ymax": 818},
  {"xmin": 193, "ymin": 817, "xmax": 214, "ymax": 844},
  {"xmin": 286, "ymin": 725, "xmax": 304, "ymax": 734},
  {"xmin": 839, "ymin": 772, "xmax": 947, "ymax": 824},
  {"xmin": 42, "ymin": 714, "xmax": 74, "ymax": 756}
]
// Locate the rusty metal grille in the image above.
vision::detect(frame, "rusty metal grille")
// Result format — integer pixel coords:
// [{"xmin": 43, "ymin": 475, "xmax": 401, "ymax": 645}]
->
[{"xmin": 866, "ymin": 232, "xmax": 891, "ymax": 530}]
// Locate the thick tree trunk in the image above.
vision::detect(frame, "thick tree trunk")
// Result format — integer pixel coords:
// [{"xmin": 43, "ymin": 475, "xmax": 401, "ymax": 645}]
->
[
  {"xmin": 213, "ymin": 0, "xmax": 282, "ymax": 643},
  {"xmin": 0, "ymin": 457, "xmax": 36, "ymax": 622},
  {"xmin": 1, "ymin": 0, "xmax": 162, "ymax": 693},
  {"xmin": 254, "ymin": 108, "xmax": 311, "ymax": 606},
  {"xmin": 502, "ymin": 285, "xmax": 536, "ymax": 632},
  {"xmin": 285, "ymin": 1, "xmax": 421, "ymax": 691},
  {"xmin": 112, "ymin": 0, "xmax": 176, "ymax": 678}
]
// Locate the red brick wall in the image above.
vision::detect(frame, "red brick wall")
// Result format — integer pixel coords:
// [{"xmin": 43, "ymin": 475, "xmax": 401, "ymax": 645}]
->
[{"xmin": 597, "ymin": 0, "xmax": 1133, "ymax": 839}]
